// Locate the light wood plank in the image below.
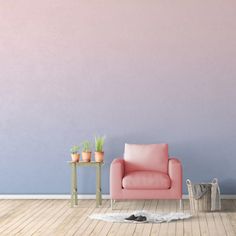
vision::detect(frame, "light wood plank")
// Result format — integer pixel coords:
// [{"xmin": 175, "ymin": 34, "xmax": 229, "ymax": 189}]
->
[
  {"xmin": 205, "ymin": 212, "xmax": 219, "ymax": 236},
  {"xmin": 142, "ymin": 200, "xmax": 158, "ymax": 236},
  {"xmin": 191, "ymin": 210, "xmax": 201, "ymax": 236},
  {"xmin": 31, "ymin": 200, "xmax": 72, "ymax": 235},
  {"xmin": 11, "ymin": 200, "xmax": 61, "ymax": 235},
  {"xmin": 227, "ymin": 200, "xmax": 236, "ymax": 234},
  {"xmin": 0, "ymin": 199, "xmax": 234, "ymax": 236},
  {"xmin": 176, "ymin": 200, "xmax": 184, "ymax": 236},
  {"xmin": 76, "ymin": 200, "xmax": 110, "ymax": 236},
  {"xmin": 150, "ymin": 200, "xmax": 161, "ymax": 236},
  {"xmin": 50, "ymin": 200, "xmax": 91, "ymax": 235},
  {"xmin": 112, "ymin": 200, "xmax": 134, "ymax": 236},
  {"xmin": 98, "ymin": 200, "xmax": 127, "ymax": 236},
  {"xmin": 183, "ymin": 198, "xmax": 192, "ymax": 236},
  {"xmin": 65, "ymin": 200, "xmax": 97, "ymax": 236},
  {"xmin": 167, "ymin": 200, "xmax": 177, "ymax": 236},
  {"xmin": 0, "ymin": 200, "xmax": 33, "ymax": 222},
  {"xmin": 213, "ymin": 212, "xmax": 227, "ymax": 236},
  {"xmin": 89, "ymin": 200, "xmax": 114, "ymax": 236},
  {"xmin": 198, "ymin": 212, "xmax": 210, "ymax": 236},
  {"xmin": 121, "ymin": 200, "xmax": 141, "ymax": 236},
  {"xmin": 107, "ymin": 200, "xmax": 131, "ymax": 236},
  {"xmin": 220, "ymin": 212, "xmax": 235, "ymax": 236},
  {"xmin": 220, "ymin": 199, "xmax": 236, "ymax": 236},
  {"xmin": 157, "ymin": 200, "xmax": 170, "ymax": 236},
  {"xmin": 132, "ymin": 200, "xmax": 151, "ymax": 236},
  {"xmin": 0, "ymin": 200, "xmax": 45, "ymax": 234}
]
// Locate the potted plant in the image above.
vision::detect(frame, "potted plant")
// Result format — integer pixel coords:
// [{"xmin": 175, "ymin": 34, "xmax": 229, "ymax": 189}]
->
[
  {"xmin": 81, "ymin": 140, "xmax": 92, "ymax": 162},
  {"xmin": 94, "ymin": 135, "xmax": 105, "ymax": 162},
  {"xmin": 70, "ymin": 145, "xmax": 80, "ymax": 162}
]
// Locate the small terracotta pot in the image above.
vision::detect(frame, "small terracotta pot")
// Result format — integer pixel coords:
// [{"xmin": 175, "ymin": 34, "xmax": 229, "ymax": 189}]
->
[
  {"xmin": 82, "ymin": 152, "xmax": 92, "ymax": 162},
  {"xmin": 95, "ymin": 152, "xmax": 104, "ymax": 162},
  {"xmin": 71, "ymin": 153, "xmax": 80, "ymax": 162}
]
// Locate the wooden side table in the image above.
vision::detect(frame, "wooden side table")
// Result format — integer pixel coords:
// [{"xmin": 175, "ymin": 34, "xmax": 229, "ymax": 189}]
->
[{"xmin": 68, "ymin": 161, "xmax": 103, "ymax": 207}]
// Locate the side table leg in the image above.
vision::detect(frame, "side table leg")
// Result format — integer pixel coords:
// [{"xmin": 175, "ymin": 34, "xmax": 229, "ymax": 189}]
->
[
  {"xmin": 71, "ymin": 162, "xmax": 78, "ymax": 207},
  {"xmin": 96, "ymin": 164, "xmax": 102, "ymax": 207}
]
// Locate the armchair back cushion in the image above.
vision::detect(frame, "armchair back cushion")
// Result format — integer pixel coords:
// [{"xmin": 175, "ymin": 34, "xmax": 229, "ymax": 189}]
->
[{"xmin": 124, "ymin": 144, "xmax": 169, "ymax": 174}]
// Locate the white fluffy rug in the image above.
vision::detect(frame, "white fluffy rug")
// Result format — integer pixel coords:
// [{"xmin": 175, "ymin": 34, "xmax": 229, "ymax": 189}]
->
[{"xmin": 89, "ymin": 211, "xmax": 191, "ymax": 223}]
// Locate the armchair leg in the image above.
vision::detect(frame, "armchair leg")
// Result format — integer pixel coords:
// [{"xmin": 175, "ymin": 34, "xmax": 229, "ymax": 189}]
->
[
  {"xmin": 179, "ymin": 199, "xmax": 183, "ymax": 210},
  {"xmin": 111, "ymin": 199, "xmax": 116, "ymax": 210},
  {"xmin": 111, "ymin": 199, "xmax": 113, "ymax": 210}
]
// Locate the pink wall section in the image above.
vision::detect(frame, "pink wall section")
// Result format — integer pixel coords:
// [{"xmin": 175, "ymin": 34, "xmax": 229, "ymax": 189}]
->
[{"xmin": 0, "ymin": 0, "xmax": 236, "ymax": 194}]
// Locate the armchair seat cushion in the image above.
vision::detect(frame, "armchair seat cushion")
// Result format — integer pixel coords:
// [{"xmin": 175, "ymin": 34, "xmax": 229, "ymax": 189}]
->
[{"xmin": 122, "ymin": 171, "xmax": 171, "ymax": 190}]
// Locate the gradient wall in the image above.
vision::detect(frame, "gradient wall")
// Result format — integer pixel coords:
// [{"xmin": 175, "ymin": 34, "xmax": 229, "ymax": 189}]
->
[{"xmin": 0, "ymin": 0, "xmax": 236, "ymax": 194}]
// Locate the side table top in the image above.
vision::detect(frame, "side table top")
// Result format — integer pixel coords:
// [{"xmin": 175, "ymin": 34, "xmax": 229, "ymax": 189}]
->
[{"xmin": 68, "ymin": 161, "xmax": 104, "ymax": 166}]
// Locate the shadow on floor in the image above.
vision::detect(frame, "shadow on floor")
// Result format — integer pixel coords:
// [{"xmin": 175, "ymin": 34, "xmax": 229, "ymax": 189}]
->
[{"xmin": 220, "ymin": 200, "xmax": 236, "ymax": 212}]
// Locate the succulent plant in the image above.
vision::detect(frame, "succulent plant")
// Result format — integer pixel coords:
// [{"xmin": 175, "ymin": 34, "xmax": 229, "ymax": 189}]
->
[
  {"xmin": 70, "ymin": 145, "xmax": 80, "ymax": 154},
  {"xmin": 95, "ymin": 135, "xmax": 105, "ymax": 152},
  {"xmin": 82, "ymin": 140, "xmax": 92, "ymax": 152}
]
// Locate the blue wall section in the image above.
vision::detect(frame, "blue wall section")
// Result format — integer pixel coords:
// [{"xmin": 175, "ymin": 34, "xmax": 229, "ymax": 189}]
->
[{"xmin": 0, "ymin": 0, "xmax": 236, "ymax": 194}]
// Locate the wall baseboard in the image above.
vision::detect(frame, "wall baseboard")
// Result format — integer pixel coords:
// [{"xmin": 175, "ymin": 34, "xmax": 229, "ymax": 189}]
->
[{"xmin": 0, "ymin": 194, "xmax": 236, "ymax": 199}]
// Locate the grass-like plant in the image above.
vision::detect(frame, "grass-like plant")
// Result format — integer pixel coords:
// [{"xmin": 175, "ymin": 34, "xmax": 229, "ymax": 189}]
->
[
  {"xmin": 82, "ymin": 140, "xmax": 92, "ymax": 152},
  {"xmin": 95, "ymin": 135, "xmax": 105, "ymax": 152},
  {"xmin": 70, "ymin": 145, "xmax": 80, "ymax": 154}
]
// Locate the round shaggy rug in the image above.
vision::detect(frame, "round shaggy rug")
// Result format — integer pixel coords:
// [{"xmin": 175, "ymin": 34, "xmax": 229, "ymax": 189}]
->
[{"xmin": 89, "ymin": 211, "xmax": 192, "ymax": 224}]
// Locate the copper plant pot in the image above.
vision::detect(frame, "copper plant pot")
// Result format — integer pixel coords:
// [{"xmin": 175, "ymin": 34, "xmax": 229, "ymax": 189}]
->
[
  {"xmin": 71, "ymin": 153, "xmax": 80, "ymax": 162},
  {"xmin": 82, "ymin": 152, "xmax": 92, "ymax": 162},
  {"xmin": 95, "ymin": 152, "xmax": 104, "ymax": 162}
]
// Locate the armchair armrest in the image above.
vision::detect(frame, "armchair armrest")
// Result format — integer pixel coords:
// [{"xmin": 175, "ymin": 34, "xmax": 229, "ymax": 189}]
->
[
  {"xmin": 168, "ymin": 157, "xmax": 182, "ymax": 198},
  {"xmin": 110, "ymin": 158, "xmax": 125, "ymax": 199}
]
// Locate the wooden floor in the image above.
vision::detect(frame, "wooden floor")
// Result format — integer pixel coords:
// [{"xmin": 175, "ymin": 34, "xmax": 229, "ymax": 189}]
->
[{"xmin": 0, "ymin": 199, "xmax": 235, "ymax": 236}]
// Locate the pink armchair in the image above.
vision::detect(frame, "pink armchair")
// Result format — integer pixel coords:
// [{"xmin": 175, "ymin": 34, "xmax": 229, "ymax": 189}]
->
[{"xmin": 110, "ymin": 144, "xmax": 182, "ymax": 209}]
